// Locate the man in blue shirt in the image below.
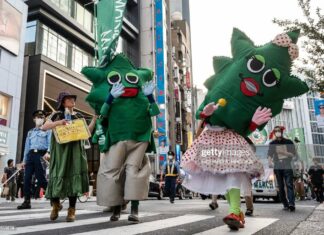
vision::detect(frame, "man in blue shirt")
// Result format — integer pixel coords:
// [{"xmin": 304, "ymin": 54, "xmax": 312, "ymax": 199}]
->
[
  {"xmin": 160, "ymin": 151, "xmax": 180, "ymax": 203},
  {"xmin": 17, "ymin": 110, "xmax": 52, "ymax": 209}
]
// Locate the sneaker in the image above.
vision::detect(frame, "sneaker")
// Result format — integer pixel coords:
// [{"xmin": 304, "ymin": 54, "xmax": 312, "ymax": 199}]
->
[
  {"xmin": 245, "ymin": 209, "xmax": 253, "ymax": 216},
  {"xmin": 223, "ymin": 213, "xmax": 244, "ymax": 230},
  {"xmin": 288, "ymin": 205, "xmax": 295, "ymax": 212},
  {"xmin": 17, "ymin": 201, "xmax": 31, "ymax": 210},
  {"xmin": 283, "ymin": 206, "xmax": 289, "ymax": 211},
  {"xmin": 209, "ymin": 202, "xmax": 219, "ymax": 210}
]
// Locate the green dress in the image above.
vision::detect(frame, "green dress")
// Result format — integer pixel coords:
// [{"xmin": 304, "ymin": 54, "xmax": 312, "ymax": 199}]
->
[{"xmin": 45, "ymin": 111, "xmax": 89, "ymax": 199}]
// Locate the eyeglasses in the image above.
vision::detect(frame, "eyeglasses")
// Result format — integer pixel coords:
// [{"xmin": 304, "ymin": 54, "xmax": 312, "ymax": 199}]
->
[{"xmin": 274, "ymin": 130, "xmax": 281, "ymax": 133}]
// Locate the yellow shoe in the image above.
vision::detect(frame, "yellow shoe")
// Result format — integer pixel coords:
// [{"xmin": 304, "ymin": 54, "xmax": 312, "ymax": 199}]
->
[
  {"xmin": 66, "ymin": 207, "xmax": 76, "ymax": 222},
  {"xmin": 50, "ymin": 202, "xmax": 63, "ymax": 221}
]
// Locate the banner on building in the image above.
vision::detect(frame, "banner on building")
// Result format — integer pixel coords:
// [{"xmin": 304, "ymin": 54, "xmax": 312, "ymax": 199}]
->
[
  {"xmin": 288, "ymin": 128, "xmax": 308, "ymax": 162},
  {"xmin": 95, "ymin": 0, "xmax": 127, "ymax": 67},
  {"xmin": 155, "ymin": 0, "xmax": 168, "ymax": 155},
  {"xmin": 176, "ymin": 144, "xmax": 181, "ymax": 162},
  {"xmin": 0, "ymin": 0, "xmax": 22, "ymax": 56},
  {"xmin": 314, "ymin": 99, "xmax": 324, "ymax": 128}
]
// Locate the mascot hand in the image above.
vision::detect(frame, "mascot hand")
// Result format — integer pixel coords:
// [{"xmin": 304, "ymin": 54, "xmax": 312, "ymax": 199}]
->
[
  {"xmin": 142, "ymin": 81, "xmax": 156, "ymax": 96},
  {"xmin": 98, "ymin": 135, "xmax": 106, "ymax": 146},
  {"xmin": 252, "ymin": 107, "xmax": 272, "ymax": 125},
  {"xmin": 95, "ymin": 125, "xmax": 104, "ymax": 136},
  {"xmin": 202, "ymin": 102, "xmax": 219, "ymax": 116},
  {"xmin": 110, "ymin": 83, "xmax": 125, "ymax": 98}
]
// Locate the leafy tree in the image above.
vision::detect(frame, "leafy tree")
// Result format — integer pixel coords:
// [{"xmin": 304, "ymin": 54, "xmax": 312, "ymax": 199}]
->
[{"xmin": 273, "ymin": 0, "xmax": 324, "ymax": 91}]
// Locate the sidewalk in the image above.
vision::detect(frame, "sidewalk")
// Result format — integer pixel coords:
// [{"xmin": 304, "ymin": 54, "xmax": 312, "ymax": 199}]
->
[{"xmin": 290, "ymin": 203, "xmax": 324, "ymax": 235}]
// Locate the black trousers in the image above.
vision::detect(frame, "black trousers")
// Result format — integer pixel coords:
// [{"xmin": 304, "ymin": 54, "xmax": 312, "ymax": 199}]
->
[
  {"xmin": 165, "ymin": 177, "xmax": 177, "ymax": 201},
  {"xmin": 313, "ymin": 183, "xmax": 324, "ymax": 203},
  {"xmin": 16, "ymin": 183, "xmax": 24, "ymax": 198},
  {"xmin": 24, "ymin": 152, "xmax": 47, "ymax": 200}
]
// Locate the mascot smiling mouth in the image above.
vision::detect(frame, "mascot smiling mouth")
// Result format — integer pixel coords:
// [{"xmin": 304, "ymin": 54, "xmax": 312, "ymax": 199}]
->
[
  {"xmin": 239, "ymin": 74, "xmax": 263, "ymax": 97},
  {"xmin": 121, "ymin": 88, "xmax": 139, "ymax": 97}
]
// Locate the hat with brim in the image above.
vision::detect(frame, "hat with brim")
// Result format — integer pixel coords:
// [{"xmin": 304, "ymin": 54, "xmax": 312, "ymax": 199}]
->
[
  {"xmin": 57, "ymin": 92, "xmax": 77, "ymax": 110},
  {"xmin": 32, "ymin": 110, "xmax": 46, "ymax": 118}
]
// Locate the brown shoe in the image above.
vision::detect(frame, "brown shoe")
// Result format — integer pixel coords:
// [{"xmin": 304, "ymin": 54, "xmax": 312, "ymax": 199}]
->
[
  {"xmin": 50, "ymin": 202, "xmax": 63, "ymax": 221},
  {"xmin": 66, "ymin": 207, "xmax": 76, "ymax": 222}
]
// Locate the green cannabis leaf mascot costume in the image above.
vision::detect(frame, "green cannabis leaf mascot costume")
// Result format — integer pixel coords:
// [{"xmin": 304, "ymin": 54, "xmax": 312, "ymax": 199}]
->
[
  {"xmin": 81, "ymin": 0, "xmax": 159, "ymax": 223},
  {"xmin": 82, "ymin": 55, "xmax": 159, "ymax": 223},
  {"xmin": 181, "ymin": 28, "xmax": 308, "ymax": 230}
]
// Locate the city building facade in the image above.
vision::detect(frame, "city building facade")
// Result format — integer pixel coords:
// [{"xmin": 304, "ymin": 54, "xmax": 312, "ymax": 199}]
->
[
  {"xmin": 0, "ymin": 0, "xmax": 27, "ymax": 173},
  {"xmin": 19, "ymin": 0, "xmax": 140, "ymax": 176}
]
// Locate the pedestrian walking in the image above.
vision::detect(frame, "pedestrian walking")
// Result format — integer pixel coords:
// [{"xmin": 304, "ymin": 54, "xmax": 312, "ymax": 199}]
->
[
  {"xmin": 4, "ymin": 159, "xmax": 17, "ymax": 202},
  {"xmin": 308, "ymin": 158, "xmax": 324, "ymax": 203},
  {"xmin": 16, "ymin": 164, "xmax": 24, "ymax": 198},
  {"xmin": 160, "ymin": 151, "xmax": 180, "ymax": 203},
  {"xmin": 42, "ymin": 91, "xmax": 96, "ymax": 222},
  {"xmin": 17, "ymin": 110, "xmax": 51, "ymax": 209},
  {"xmin": 268, "ymin": 126, "xmax": 297, "ymax": 211}
]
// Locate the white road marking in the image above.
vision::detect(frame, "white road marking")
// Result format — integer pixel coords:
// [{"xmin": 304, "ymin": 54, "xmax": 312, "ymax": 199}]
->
[
  {"xmin": 0, "ymin": 208, "xmax": 50, "ymax": 215},
  {"xmin": 2, "ymin": 212, "xmax": 158, "ymax": 235},
  {"xmin": 0, "ymin": 209, "xmax": 96, "ymax": 222},
  {"xmin": 72, "ymin": 214, "xmax": 215, "ymax": 235}
]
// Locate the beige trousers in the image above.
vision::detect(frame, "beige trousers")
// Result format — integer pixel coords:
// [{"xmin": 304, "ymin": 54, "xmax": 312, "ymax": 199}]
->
[{"xmin": 97, "ymin": 140, "xmax": 150, "ymax": 206}]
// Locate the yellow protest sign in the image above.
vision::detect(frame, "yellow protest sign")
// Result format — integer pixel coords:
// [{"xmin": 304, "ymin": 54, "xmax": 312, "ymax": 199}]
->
[{"xmin": 53, "ymin": 118, "xmax": 91, "ymax": 144}]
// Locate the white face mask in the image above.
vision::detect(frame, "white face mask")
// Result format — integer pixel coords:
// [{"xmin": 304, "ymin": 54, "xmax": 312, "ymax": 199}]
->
[
  {"xmin": 168, "ymin": 156, "xmax": 173, "ymax": 160},
  {"xmin": 275, "ymin": 132, "xmax": 282, "ymax": 138},
  {"xmin": 35, "ymin": 118, "xmax": 44, "ymax": 126}
]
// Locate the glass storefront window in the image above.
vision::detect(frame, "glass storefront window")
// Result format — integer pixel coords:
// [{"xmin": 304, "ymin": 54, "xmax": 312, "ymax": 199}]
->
[
  {"xmin": 25, "ymin": 21, "xmax": 36, "ymax": 43},
  {"xmin": 72, "ymin": 46, "xmax": 83, "ymax": 73},
  {"xmin": 0, "ymin": 94, "xmax": 10, "ymax": 126},
  {"xmin": 38, "ymin": 23, "xmax": 95, "ymax": 73},
  {"xmin": 48, "ymin": 31, "xmax": 58, "ymax": 61},
  {"xmin": 76, "ymin": 3, "xmax": 84, "ymax": 27},
  {"xmin": 57, "ymin": 36, "xmax": 67, "ymax": 66},
  {"xmin": 49, "ymin": 0, "xmax": 93, "ymax": 33},
  {"xmin": 60, "ymin": 0, "xmax": 70, "ymax": 14},
  {"xmin": 84, "ymin": 9, "xmax": 92, "ymax": 32}
]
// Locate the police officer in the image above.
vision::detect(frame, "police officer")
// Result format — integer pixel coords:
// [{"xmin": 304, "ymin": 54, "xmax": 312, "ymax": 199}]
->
[
  {"xmin": 17, "ymin": 110, "xmax": 51, "ymax": 209},
  {"xmin": 160, "ymin": 151, "xmax": 180, "ymax": 203}
]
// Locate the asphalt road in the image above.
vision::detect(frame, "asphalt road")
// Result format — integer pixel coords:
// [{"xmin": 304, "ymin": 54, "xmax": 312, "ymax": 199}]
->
[{"xmin": 0, "ymin": 197, "xmax": 323, "ymax": 235}]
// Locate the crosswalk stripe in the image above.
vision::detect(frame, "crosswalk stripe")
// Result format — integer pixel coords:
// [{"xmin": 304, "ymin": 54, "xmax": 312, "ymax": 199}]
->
[
  {"xmin": 0, "ymin": 209, "xmax": 96, "ymax": 222},
  {"xmin": 194, "ymin": 217, "xmax": 278, "ymax": 235},
  {"xmin": 316, "ymin": 204, "xmax": 324, "ymax": 210},
  {"xmin": 0, "ymin": 208, "xmax": 50, "ymax": 215},
  {"xmin": 72, "ymin": 214, "xmax": 215, "ymax": 235},
  {"xmin": 3, "ymin": 212, "xmax": 158, "ymax": 235}
]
